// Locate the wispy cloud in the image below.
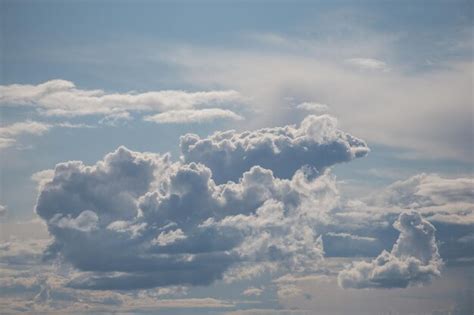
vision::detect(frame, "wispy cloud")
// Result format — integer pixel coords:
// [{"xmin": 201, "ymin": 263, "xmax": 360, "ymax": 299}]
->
[
  {"xmin": 0, "ymin": 80, "xmax": 245, "ymax": 119},
  {"xmin": 144, "ymin": 108, "xmax": 243, "ymax": 124},
  {"xmin": 345, "ymin": 58, "xmax": 389, "ymax": 71},
  {"xmin": 0, "ymin": 120, "xmax": 94, "ymax": 150},
  {"xmin": 296, "ymin": 102, "xmax": 329, "ymax": 113}
]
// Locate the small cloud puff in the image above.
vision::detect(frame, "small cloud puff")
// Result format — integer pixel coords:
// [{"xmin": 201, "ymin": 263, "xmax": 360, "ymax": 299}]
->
[
  {"xmin": 338, "ymin": 211, "xmax": 442, "ymax": 289},
  {"xmin": 296, "ymin": 102, "xmax": 329, "ymax": 113}
]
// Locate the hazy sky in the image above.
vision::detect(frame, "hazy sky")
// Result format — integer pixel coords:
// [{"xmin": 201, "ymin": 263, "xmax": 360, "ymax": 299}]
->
[{"xmin": 0, "ymin": 1, "xmax": 473, "ymax": 314}]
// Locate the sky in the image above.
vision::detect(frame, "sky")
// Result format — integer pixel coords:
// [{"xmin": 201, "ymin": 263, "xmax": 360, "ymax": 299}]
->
[{"xmin": 0, "ymin": 1, "xmax": 473, "ymax": 314}]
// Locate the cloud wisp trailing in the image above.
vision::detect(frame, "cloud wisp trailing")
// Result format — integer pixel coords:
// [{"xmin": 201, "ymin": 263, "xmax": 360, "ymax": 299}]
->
[
  {"xmin": 144, "ymin": 108, "xmax": 244, "ymax": 124},
  {"xmin": 0, "ymin": 79, "xmax": 245, "ymax": 122},
  {"xmin": 0, "ymin": 120, "xmax": 94, "ymax": 150}
]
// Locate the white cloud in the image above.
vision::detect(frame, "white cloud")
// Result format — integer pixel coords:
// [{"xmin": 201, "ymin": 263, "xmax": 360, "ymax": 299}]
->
[
  {"xmin": 152, "ymin": 228, "xmax": 188, "ymax": 246},
  {"xmin": 345, "ymin": 58, "xmax": 389, "ymax": 71},
  {"xmin": 338, "ymin": 211, "xmax": 442, "ymax": 289},
  {"xmin": 0, "ymin": 120, "xmax": 94, "ymax": 150},
  {"xmin": 0, "ymin": 205, "xmax": 7, "ymax": 217},
  {"xmin": 241, "ymin": 286, "xmax": 264, "ymax": 297},
  {"xmin": 30, "ymin": 123, "xmax": 471, "ymax": 291},
  {"xmin": 144, "ymin": 108, "xmax": 243, "ymax": 124},
  {"xmin": 0, "ymin": 121, "xmax": 52, "ymax": 138},
  {"xmin": 296, "ymin": 102, "xmax": 329, "ymax": 113},
  {"xmin": 0, "ymin": 121, "xmax": 52, "ymax": 150},
  {"xmin": 50, "ymin": 210, "xmax": 99, "ymax": 232},
  {"xmin": 31, "ymin": 169, "xmax": 55, "ymax": 191},
  {"xmin": 367, "ymin": 173, "xmax": 474, "ymax": 225},
  {"xmin": 33, "ymin": 124, "xmax": 350, "ymax": 289},
  {"xmin": 0, "ymin": 137, "xmax": 16, "ymax": 149},
  {"xmin": 0, "ymin": 80, "xmax": 245, "ymax": 119},
  {"xmin": 161, "ymin": 41, "xmax": 472, "ymax": 161}
]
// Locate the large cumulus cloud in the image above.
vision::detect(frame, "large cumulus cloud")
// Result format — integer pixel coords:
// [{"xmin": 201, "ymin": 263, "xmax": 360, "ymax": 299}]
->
[
  {"xmin": 32, "ymin": 115, "xmax": 471, "ymax": 293},
  {"xmin": 34, "ymin": 114, "xmax": 368, "ymax": 290},
  {"xmin": 338, "ymin": 211, "xmax": 442, "ymax": 289},
  {"xmin": 180, "ymin": 114, "xmax": 369, "ymax": 183},
  {"xmin": 35, "ymin": 122, "xmax": 346, "ymax": 290}
]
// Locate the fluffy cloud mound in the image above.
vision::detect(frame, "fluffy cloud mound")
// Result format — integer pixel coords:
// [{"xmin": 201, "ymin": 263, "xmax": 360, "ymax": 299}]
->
[
  {"xmin": 35, "ymin": 137, "xmax": 342, "ymax": 290},
  {"xmin": 180, "ymin": 114, "xmax": 369, "ymax": 183},
  {"xmin": 338, "ymin": 211, "xmax": 442, "ymax": 289}
]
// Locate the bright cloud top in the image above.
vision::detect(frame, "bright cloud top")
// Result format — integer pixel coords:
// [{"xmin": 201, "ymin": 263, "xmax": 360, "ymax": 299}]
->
[{"xmin": 180, "ymin": 114, "xmax": 369, "ymax": 184}]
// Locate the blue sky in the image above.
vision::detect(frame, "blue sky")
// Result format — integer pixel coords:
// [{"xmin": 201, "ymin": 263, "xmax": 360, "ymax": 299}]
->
[{"xmin": 0, "ymin": 1, "xmax": 473, "ymax": 314}]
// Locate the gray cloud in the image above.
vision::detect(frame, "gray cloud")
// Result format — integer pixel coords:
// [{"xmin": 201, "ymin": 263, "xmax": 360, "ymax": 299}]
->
[
  {"xmin": 28, "ymin": 116, "xmax": 471, "ymax": 293},
  {"xmin": 180, "ymin": 114, "xmax": 369, "ymax": 183},
  {"xmin": 0, "ymin": 204, "xmax": 7, "ymax": 217},
  {"xmin": 338, "ymin": 211, "xmax": 442, "ymax": 289},
  {"xmin": 364, "ymin": 173, "xmax": 474, "ymax": 264},
  {"xmin": 34, "ymin": 133, "xmax": 347, "ymax": 289}
]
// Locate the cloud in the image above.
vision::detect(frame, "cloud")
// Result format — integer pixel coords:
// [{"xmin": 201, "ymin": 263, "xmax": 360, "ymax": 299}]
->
[
  {"xmin": 24, "ymin": 114, "xmax": 470, "ymax": 294},
  {"xmin": 34, "ymin": 133, "xmax": 344, "ymax": 289},
  {"xmin": 144, "ymin": 108, "xmax": 243, "ymax": 124},
  {"xmin": 152, "ymin": 228, "xmax": 187, "ymax": 246},
  {"xmin": 241, "ymin": 287, "xmax": 264, "ymax": 297},
  {"xmin": 322, "ymin": 232, "xmax": 381, "ymax": 258},
  {"xmin": 368, "ymin": 174, "xmax": 474, "ymax": 215},
  {"xmin": 50, "ymin": 210, "xmax": 99, "ymax": 232},
  {"xmin": 296, "ymin": 102, "xmax": 329, "ymax": 113},
  {"xmin": 0, "ymin": 80, "xmax": 244, "ymax": 119},
  {"xmin": 360, "ymin": 173, "xmax": 474, "ymax": 265},
  {"xmin": 345, "ymin": 58, "xmax": 389, "ymax": 71},
  {"xmin": 0, "ymin": 205, "xmax": 7, "ymax": 217},
  {"xmin": 162, "ymin": 40, "xmax": 472, "ymax": 161},
  {"xmin": 0, "ymin": 137, "xmax": 16, "ymax": 149},
  {"xmin": 0, "ymin": 121, "xmax": 52, "ymax": 138},
  {"xmin": 0, "ymin": 120, "xmax": 94, "ymax": 150},
  {"xmin": 180, "ymin": 114, "xmax": 369, "ymax": 183},
  {"xmin": 338, "ymin": 211, "xmax": 442, "ymax": 289}
]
